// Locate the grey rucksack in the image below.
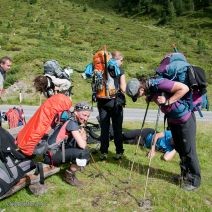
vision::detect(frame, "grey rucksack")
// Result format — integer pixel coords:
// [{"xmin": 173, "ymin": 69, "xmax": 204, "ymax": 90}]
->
[{"xmin": 43, "ymin": 60, "xmax": 70, "ymax": 80}]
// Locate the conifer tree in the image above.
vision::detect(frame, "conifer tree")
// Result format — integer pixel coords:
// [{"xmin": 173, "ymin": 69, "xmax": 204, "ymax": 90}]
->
[
  {"xmin": 167, "ymin": 0, "xmax": 176, "ymax": 21},
  {"xmin": 173, "ymin": 0, "xmax": 184, "ymax": 15}
]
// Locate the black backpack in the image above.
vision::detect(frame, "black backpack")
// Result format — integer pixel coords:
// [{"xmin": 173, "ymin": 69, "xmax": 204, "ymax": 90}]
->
[{"xmin": 0, "ymin": 127, "xmax": 35, "ymax": 199}]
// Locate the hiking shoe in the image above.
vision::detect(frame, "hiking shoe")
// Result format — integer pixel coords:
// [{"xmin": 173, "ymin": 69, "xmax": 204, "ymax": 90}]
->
[
  {"xmin": 113, "ymin": 153, "xmax": 123, "ymax": 160},
  {"xmin": 64, "ymin": 170, "xmax": 83, "ymax": 187},
  {"xmin": 181, "ymin": 181, "xmax": 199, "ymax": 191},
  {"xmin": 99, "ymin": 153, "xmax": 107, "ymax": 160}
]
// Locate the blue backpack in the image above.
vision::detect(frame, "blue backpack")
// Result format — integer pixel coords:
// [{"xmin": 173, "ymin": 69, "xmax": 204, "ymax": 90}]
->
[{"xmin": 156, "ymin": 52, "xmax": 209, "ymax": 117}]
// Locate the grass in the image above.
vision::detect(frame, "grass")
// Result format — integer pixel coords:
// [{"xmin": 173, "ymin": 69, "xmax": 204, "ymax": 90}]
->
[
  {"xmin": 0, "ymin": 1, "xmax": 212, "ymax": 210},
  {"xmin": 0, "ymin": 0, "xmax": 211, "ymax": 108},
  {"xmin": 0, "ymin": 121, "xmax": 211, "ymax": 211}
]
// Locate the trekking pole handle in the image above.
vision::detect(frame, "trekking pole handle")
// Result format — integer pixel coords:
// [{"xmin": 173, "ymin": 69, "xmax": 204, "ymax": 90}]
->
[
  {"xmin": 172, "ymin": 43, "xmax": 178, "ymax": 52},
  {"xmin": 158, "ymin": 92, "xmax": 166, "ymax": 106}
]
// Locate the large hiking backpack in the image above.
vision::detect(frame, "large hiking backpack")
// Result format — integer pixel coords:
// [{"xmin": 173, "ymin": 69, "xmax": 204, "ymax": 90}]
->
[
  {"xmin": 5, "ymin": 107, "xmax": 26, "ymax": 129},
  {"xmin": 156, "ymin": 52, "xmax": 209, "ymax": 116},
  {"xmin": 43, "ymin": 60, "xmax": 71, "ymax": 80},
  {"xmin": 0, "ymin": 127, "xmax": 35, "ymax": 198},
  {"xmin": 84, "ymin": 49, "xmax": 121, "ymax": 101},
  {"xmin": 16, "ymin": 94, "xmax": 72, "ymax": 156},
  {"xmin": 43, "ymin": 60, "xmax": 73, "ymax": 97}
]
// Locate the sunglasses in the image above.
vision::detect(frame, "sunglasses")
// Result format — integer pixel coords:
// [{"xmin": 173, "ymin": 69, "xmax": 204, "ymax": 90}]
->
[{"xmin": 75, "ymin": 105, "xmax": 92, "ymax": 111}]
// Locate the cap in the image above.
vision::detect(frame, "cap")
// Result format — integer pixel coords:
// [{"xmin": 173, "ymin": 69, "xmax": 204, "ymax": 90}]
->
[
  {"xmin": 74, "ymin": 102, "xmax": 92, "ymax": 112},
  {"xmin": 126, "ymin": 78, "xmax": 140, "ymax": 102}
]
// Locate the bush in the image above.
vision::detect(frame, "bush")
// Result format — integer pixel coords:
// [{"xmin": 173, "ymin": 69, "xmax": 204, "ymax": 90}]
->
[
  {"xmin": 197, "ymin": 39, "xmax": 206, "ymax": 54},
  {"xmin": 28, "ymin": 0, "xmax": 37, "ymax": 4}
]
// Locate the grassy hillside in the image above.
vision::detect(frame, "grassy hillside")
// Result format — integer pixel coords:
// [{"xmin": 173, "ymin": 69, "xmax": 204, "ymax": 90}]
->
[{"xmin": 0, "ymin": 0, "xmax": 211, "ymax": 108}]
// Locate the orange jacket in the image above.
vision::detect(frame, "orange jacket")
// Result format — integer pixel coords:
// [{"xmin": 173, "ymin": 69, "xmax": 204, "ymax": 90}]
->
[{"xmin": 16, "ymin": 94, "xmax": 72, "ymax": 156}]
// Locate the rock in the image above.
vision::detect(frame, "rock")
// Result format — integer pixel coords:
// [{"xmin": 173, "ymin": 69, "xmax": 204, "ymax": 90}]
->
[{"xmin": 29, "ymin": 183, "xmax": 48, "ymax": 196}]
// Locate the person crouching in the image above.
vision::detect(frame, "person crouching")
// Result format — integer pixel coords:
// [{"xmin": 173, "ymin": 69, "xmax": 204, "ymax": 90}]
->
[{"xmin": 44, "ymin": 102, "xmax": 92, "ymax": 187}]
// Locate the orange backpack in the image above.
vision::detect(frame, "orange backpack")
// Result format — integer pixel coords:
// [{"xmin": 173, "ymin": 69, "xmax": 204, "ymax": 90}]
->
[
  {"xmin": 16, "ymin": 94, "xmax": 72, "ymax": 156},
  {"xmin": 92, "ymin": 49, "xmax": 118, "ymax": 99},
  {"xmin": 6, "ymin": 107, "xmax": 26, "ymax": 129}
]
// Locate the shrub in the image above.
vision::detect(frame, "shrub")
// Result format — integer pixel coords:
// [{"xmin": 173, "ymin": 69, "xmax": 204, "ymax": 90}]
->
[
  {"xmin": 197, "ymin": 39, "xmax": 206, "ymax": 54},
  {"xmin": 28, "ymin": 0, "xmax": 37, "ymax": 5}
]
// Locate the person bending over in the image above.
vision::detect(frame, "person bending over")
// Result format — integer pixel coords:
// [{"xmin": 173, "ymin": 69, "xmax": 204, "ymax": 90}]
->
[{"xmin": 126, "ymin": 76, "xmax": 201, "ymax": 191}]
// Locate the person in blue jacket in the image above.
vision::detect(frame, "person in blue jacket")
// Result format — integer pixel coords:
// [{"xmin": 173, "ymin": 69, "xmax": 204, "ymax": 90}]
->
[{"xmin": 123, "ymin": 128, "xmax": 176, "ymax": 161}]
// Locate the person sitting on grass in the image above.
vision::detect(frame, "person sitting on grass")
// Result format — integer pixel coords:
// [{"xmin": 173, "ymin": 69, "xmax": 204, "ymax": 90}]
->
[
  {"xmin": 43, "ymin": 101, "xmax": 92, "ymax": 187},
  {"xmin": 122, "ymin": 128, "xmax": 176, "ymax": 161}
]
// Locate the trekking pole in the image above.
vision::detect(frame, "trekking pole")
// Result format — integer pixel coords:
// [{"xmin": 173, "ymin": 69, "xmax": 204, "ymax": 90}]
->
[
  {"xmin": 89, "ymin": 153, "xmax": 108, "ymax": 181},
  {"xmin": 19, "ymin": 90, "xmax": 26, "ymax": 125},
  {"xmin": 140, "ymin": 93, "xmax": 164, "ymax": 206},
  {"xmin": 128, "ymin": 101, "xmax": 150, "ymax": 182},
  {"xmin": 142, "ymin": 106, "xmax": 161, "ymax": 201}
]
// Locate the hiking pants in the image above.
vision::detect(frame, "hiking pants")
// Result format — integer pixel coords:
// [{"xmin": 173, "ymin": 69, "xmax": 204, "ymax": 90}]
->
[
  {"xmin": 43, "ymin": 147, "xmax": 90, "ymax": 166},
  {"xmin": 169, "ymin": 112, "xmax": 201, "ymax": 187},
  {"xmin": 98, "ymin": 101, "xmax": 124, "ymax": 154}
]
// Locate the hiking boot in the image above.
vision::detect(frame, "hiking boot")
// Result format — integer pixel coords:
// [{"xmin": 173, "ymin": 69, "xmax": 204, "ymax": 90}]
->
[
  {"xmin": 113, "ymin": 153, "xmax": 123, "ymax": 160},
  {"xmin": 99, "ymin": 153, "xmax": 107, "ymax": 160},
  {"xmin": 181, "ymin": 181, "xmax": 199, "ymax": 191},
  {"xmin": 64, "ymin": 170, "xmax": 83, "ymax": 187}
]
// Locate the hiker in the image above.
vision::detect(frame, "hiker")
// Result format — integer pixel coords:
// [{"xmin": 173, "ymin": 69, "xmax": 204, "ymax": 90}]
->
[
  {"xmin": 0, "ymin": 56, "xmax": 12, "ymax": 96},
  {"xmin": 122, "ymin": 128, "xmax": 176, "ymax": 161},
  {"xmin": 34, "ymin": 60, "xmax": 72, "ymax": 97},
  {"xmin": 34, "ymin": 74, "xmax": 71, "ymax": 98},
  {"xmin": 126, "ymin": 76, "xmax": 201, "ymax": 191},
  {"xmin": 43, "ymin": 101, "xmax": 92, "ymax": 186},
  {"xmin": 97, "ymin": 51, "xmax": 126, "ymax": 160}
]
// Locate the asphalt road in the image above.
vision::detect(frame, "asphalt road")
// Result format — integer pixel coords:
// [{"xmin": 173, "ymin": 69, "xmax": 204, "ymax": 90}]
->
[{"xmin": 1, "ymin": 105, "xmax": 212, "ymax": 124}]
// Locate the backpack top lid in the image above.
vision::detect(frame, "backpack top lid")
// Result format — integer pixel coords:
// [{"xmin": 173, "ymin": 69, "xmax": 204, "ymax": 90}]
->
[
  {"xmin": 157, "ymin": 52, "xmax": 189, "ymax": 74},
  {"xmin": 156, "ymin": 52, "xmax": 191, "ymax": 83},
  {"xmin": 43, "ymin": 60, "xmax": 62, "ymax": 76}
]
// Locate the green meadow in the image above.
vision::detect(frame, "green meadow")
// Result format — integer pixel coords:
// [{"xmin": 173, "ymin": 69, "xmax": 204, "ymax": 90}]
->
[{"xmin": 0, "ymin": 122, "xmax": 212, "ymax": 211}]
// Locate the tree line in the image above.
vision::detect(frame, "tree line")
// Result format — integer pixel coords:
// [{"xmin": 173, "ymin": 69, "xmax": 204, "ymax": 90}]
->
[{"xmin": 116, "ymin": 0, "xmax": 212, "ymax": 24}]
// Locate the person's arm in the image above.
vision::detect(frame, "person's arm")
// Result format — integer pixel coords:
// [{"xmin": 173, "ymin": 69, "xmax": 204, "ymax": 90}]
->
[
  {"xmin": 66, "ymin": 120, "xmax": 87, "ymax": 149},
  {"xmin": 162, "ymin": 149, "xmax": 176, "ymax": 161},
  {"xmin": 71, "ymin": 128, "xmax": 87, "ymax": 149},
  {"xmin": 157, "ymin": 81, "xmax": 189, "ymax": 105},
  {"xmin": 0, "ymin": 74, "xmax": 4, "ymax": 96},
  {"xmin": 147, "ymin": 132, "xmax": 164, "ymax": 159},
  {"xmin": 119, "ymin": 74, "xmax": 126, "ymax": 93}
]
